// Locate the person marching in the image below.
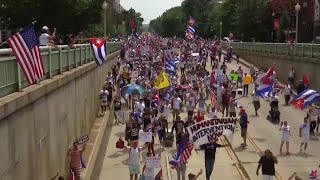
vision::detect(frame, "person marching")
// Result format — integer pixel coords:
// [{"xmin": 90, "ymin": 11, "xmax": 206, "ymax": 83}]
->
[{"xmin": 279, "ymin": 121, "xmax": 291, "ymax": 155}]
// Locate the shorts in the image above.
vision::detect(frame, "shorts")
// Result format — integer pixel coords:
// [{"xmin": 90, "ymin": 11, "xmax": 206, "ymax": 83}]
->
[
  {"xmin": 129, "ymin": 164, "xmax": 140, "ymax": 175},
  {"xmin": 281, "ymin": 135, "xmax": 290, "ymax": 142},
  {"xmin": 263, "ymin": 175, "xmax": 274, "ymax": 180},
  {"xmin": 101, "ymin": 100, "xmax": 108, "ymax": 106},
  {"xmin": 158, "ymin": 130, "xmax": 166, "ymax": 141},
  {"xmin": 301, "ymin": 135, "xmax": 310, "ymax": 143},
  {"xmin": 241, "ymin": 128, "xmax": 247, "ymax": 137},
  {"xmin": 229, "ymin": 112, "xmax": 236, "ymax": 117},
  {"xmin": 71, "ymin": 166, "xmax": 81, "ymax": 177},
  {"xmin": 198, "ymin": 107, "xmax": 205, "ymax": 113},
  {"xmin": 130, "ymin": 135, "xmax": 139, "ymax": 141}
]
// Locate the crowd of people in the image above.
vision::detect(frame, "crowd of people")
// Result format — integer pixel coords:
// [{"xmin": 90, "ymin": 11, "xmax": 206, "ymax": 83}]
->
[{"xmin": 57, "ymin": 33, "xmax": 320, "ymax": 180}]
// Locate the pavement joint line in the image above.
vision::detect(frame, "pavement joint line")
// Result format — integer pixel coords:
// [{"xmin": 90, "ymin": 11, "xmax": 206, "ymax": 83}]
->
[
  {"xmin": 235, "ymin": 123, "xmax": 283, "ymax": 180},
  {"xmin": 91, "ymin": 129, "xmax": 100, "ymax": 132},
  {"xmin": 165, "ymin": 155, "xmax": 172, "ymax": 180}
]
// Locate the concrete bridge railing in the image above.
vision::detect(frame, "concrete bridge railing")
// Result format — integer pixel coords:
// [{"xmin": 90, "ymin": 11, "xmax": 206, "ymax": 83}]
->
[
  {"xmin": 0, "ymin": 42, "xmax": 121, "ymax": 98},
  {"xmin": 230, "ymin": 42, "xmax": 320, "ymax": 59}
]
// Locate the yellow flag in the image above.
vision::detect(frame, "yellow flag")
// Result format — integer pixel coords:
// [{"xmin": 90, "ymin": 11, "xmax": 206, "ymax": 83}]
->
[{"xmin": 154, "ymin": 72, "xmax": 170, "ymax": 89}]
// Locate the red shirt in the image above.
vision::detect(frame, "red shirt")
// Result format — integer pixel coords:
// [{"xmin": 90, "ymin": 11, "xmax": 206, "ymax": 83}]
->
[{"xmin": 194, "ymin": 115, "xmax": 204, "ymax": 122}]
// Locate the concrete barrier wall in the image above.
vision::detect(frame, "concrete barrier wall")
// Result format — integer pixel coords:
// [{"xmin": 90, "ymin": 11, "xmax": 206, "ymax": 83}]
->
[
  {"xmin": 234, "ymin": 51, "xmax": 320, "ymax": 92},
  {"xmin": 0, "ymin": 52, "xmax": 119, "ymax": 180}
]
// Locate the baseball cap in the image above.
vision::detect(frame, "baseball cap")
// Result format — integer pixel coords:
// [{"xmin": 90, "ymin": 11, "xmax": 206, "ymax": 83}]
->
[{"xmin": 42, "ymin": 26, "xmax": 49, "ymax": 31}]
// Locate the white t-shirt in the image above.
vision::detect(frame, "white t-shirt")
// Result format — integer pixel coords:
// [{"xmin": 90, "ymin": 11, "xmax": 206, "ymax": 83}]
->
[
  {"xmin": 163, "ymin": 104, "xmax": 171, "ymax": 115},
  {"xmin": 209, "ymin": 110, "xmax": 217, "ymax": 118},
  {"xmin": 172, "ymin": 97, "xmax": 182, "ymax": 109},
  {"xmin": 300, "ymin": 122, "xmax": 310, "ymax": 136},
  {"xmin": 100, "ymin": 90, "xmax": 109, "ymax": 101},
  {"xmin": 135, "ymin": 102, "xmax": 145, "ymax": 112},
  {"xmin": 283, "ymin": 85, "xmax": 291, "ymax": 95},
  {"xmin": 39, "ymin": 33, "xmax": 49, "ymax": 46},
  {"xmin": 129, "ymin": 147, "xmax": 141, "ymax": 165},
  {"xmin": 281, "ymin": 125, "xmax": 290, "ymax": 139}
]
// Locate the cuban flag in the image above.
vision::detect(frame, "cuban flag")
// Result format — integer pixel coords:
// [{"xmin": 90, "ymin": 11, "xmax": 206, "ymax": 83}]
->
[
  {"xmin": 165, "ymin": 56, "xmax": 177, "ymax": 76},
  {"xmin": 185, "ymin": 31, "xmax": 194, "ymax": 40},
  {"xmin": 89, "ymin": 38, "xmax": 107, "ymax": 65},
  {"xmin": 290, "ymin": 89, "xmax": 320, "ymax": 110},
  {"xmin": 255, "ymin": 85, "xmax": 273, "ymax": 98},
  {"xmin": 260, "ymin": 65, "xmax": 275, "ymax": 85}
]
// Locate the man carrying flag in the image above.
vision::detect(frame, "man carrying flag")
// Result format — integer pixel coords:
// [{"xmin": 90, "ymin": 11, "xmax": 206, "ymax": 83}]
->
[{"xmin": 89, "ymin": 38, "xmax": 107, "ymax": 65}]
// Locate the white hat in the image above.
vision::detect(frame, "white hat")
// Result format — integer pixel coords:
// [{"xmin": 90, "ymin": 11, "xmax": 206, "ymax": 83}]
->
[{"xmin": 42, "ymin": 26, "xmax": 49, "ymax": 31}]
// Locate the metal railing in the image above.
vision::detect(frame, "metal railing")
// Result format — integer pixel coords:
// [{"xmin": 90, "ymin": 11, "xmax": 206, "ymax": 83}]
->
[
  {"xmin": 230, "ymin": 42, "xmax": 320, "ymax": 59},
  {"xmin": 0, "ymin": 43, "xmax": 121, "ymax": 98}
]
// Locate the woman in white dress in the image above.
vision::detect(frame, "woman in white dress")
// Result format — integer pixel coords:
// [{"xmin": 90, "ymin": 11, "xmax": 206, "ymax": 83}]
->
[{"xmin": 279, "ymin": 121, "xmax": 291, "ymax": 155}]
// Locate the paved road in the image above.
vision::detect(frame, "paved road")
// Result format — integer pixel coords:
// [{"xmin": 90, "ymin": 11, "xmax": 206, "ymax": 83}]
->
[
  {"xmin": 224, "ymin": 57, "xmax": 320, "ymax": 179},
  {"xmin": 95, "ymin": 56, "xmax": 320, "ymax": 180}
]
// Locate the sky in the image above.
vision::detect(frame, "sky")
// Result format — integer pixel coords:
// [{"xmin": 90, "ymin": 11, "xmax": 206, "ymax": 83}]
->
[{"xmin": 121, "ymin": 0, "xmax": 184, "ymax": 24}]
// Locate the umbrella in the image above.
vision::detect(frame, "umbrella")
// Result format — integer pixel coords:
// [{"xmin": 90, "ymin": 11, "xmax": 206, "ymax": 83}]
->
[{"xmin": 123, "ymin": 84, "xmax": 145, "ymax": 96}]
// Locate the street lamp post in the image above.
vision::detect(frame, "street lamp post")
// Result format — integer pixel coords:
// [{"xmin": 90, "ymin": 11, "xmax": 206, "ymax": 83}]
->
[
  {"xmin": 295, "ymin": 3, "xmax": 301, "ymax": 43},
  {"xmin": 102, "ymin": 1, "xmax": 108, "ymax": 39},
  {"xmin": 219, "ymin": 21, "xmax": 222, "ymax": 40}
]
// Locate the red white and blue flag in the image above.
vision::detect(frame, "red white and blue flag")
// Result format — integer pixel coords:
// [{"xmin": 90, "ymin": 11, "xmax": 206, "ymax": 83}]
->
[
  {"xmin": 169, "ymin": 136, "xmax": 193, "ymax": 169},
  {"xmin": 290, "ymin": 89, "xmax": 320, "ymax": 110},
  {"xmin": 89, "ymin": 38, "xmax": 107, "ymax": 65},
  {"xmin": 185, "ymin": 16, "xmax": 196, "ymax": 40},
  {"xmin": 7, "ymin": 24, "xmax": 44, "ymax": 84},
  {"xmin": 255, "ymin": 65, "xmax": 275, "ymax": 97}
]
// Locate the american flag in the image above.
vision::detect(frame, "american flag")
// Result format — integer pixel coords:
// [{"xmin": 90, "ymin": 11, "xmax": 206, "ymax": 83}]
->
[
  {"xmin": 7, "ymin": 24, "xmax": 44, "ymax": 84},
  {"xmin": 169, "ymin": 136, "xmax": 193, "ymax": 169}
]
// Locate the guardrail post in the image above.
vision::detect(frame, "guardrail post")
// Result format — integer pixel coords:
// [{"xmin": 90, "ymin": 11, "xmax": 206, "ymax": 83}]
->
[
  {"xmin": 74, "ymin": 47, "xmax": 77, "ymax": 68},
  {"xmin": 85, "ymin": 45, "xmax": 88, "ymax": 63},
  {"xmin": 311, "ymin": 43, "xmax": 314, "ymax": 58},
  {"xmin": 287, "ymin": 44, "xmax": 289, "ymax": 55},
  {"xmin": 17, "ymin": 64, "xmax": 22, "ymax": 91},
  {"xmin": 59, "ymin": 46, "xmax": 63, "ymax": 74},
  {"xmin": 275, "ymin": 44, "xmax": 278, "ymax": 54},
  {"xmin": 294, "ymin": 44, "xmax": 296, "ymax": 56},
  {"xmin": 48, "ymin": 47, "xmax": 52, "ymax": 78},
  {"xmin": 302, "ymin": 44, "xmax": 304, "ymax": 57},
  {"xmin": 80, "ymin": 46, "xmax": 83, "ymax": 66},
  {"xmin": 67, "ymin": 46, "xmax": 71, "ymax": 70}
]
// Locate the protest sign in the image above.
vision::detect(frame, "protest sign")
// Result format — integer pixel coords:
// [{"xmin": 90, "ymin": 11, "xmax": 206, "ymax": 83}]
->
[
  {"xmin": 214, "ymin": 69, "xmax": 227, "ymax": 83},
  {"xmin": 130, "ymin": 71, "xmax": 139, "ymax": 78},
  {"xmin": 186, "ymin": 118, "xmax": 237, "ymax": 147},
  {"xmin": 115, "ymin": 110, "xmax": 131, "ymax": 124},
  {"xmin": 229, "ymin": 73, "xmax": 238, "ymax": 81},
  {"xmin": 77, "ymin": 135, "xmax": 89, "ymax": 145},
  {"xmin": 139, "ymin": 131, "xmax": 153, "ymax": 142},
  {"xmin": 192, "ymin": 53, "xmax": 199, "ymax": 57},
  {"xmin": 146, "ymin": 156, "xmax": 161, "ymax": 168}
]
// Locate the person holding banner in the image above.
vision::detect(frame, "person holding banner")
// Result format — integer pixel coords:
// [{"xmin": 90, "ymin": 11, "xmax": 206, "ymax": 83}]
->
[
  {"xmin": 68, "ymin": 142, "xmax": 86, "ymax": 180},
  {"xmin": 196, "ymin": 142, "xmax": 229, "ymax": 180}
]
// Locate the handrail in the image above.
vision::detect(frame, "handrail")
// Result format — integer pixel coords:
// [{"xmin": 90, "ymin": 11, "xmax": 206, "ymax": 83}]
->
[
  {"xmin": 0, "ymin": 42, "xmax": 121, "ymax": 98},
  {"xmin": 229, "ymin": 42, "xmax": 320, "ymax": 59}
]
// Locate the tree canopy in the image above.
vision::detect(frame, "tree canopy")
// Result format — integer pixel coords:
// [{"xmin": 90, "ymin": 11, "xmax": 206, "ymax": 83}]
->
[
  {"xmin": 0, "ymin": 0, "xmax": 143, "ymax": 37},
  {"xmin": 149, "ymin": 0, "xmax": 289, "ymax": 42}
]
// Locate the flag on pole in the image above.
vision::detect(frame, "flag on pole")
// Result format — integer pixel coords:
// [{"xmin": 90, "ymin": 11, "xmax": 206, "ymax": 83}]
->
[
  {"xmin": 7, "ymin": 24, "xmax": 44, "ymax": 84},
  {"xmin": 154, "ymin": 71, "xmax": 170, "ymax": 90},
  {"xmin": 188, "ymin": 16, "xmax": 195, "ymax": 26},
  {"xmin": 290, "ymin": 89, "xmax": 320, "ymax": 110},
  {"xmin": 89, "ymin": 38, "xmax": 107, "ymax": 65},
  {"xmin": 169, "ymin": 136, "xmax": 193, "ymax": 169},
  {"xmin": 165, "ymin": 56, "xmax": 177, "ymax": 76}
]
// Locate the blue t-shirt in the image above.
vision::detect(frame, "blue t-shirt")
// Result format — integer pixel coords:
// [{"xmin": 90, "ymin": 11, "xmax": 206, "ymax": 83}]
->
[{"xmin": 240, "ymin": 113, "xmax": 248, "ymax": 129}]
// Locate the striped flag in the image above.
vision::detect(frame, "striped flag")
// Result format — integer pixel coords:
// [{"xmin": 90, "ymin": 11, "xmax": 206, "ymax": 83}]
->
[
  {"xmin": 188, "ymin": 16, "xmax": 195, "ymax": 26},
  {"xmin": 89, "ymin": 38, "xmax": 107, "ymax": 65},
  {"xmin": 7, "ymin": 24, "xmax": 44, "ymax": 84},
  {"xmin": 169, "ymin": 136, "xmax": 193, "ymax": 169}
]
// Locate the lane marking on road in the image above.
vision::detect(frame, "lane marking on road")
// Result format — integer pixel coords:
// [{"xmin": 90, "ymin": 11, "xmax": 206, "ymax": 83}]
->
[{"xmin": 236, "ymin": 123, "xmax": 283, "ymax": 180}]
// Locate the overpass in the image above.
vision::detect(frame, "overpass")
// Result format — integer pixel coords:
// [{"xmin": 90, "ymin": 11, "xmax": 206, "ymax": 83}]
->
[
  {"xmin": 230, "ymin": 42, "xmax": 320, "ymax": 91},
  {"xmin": 0, "ymin": 43, "xmax": 120, "ymax": 179}
]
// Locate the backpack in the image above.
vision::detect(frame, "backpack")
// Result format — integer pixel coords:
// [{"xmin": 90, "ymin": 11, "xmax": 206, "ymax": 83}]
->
[{"xmin": 116, "ymin": 137, "xmax": 124, "ymax": 149}]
